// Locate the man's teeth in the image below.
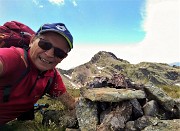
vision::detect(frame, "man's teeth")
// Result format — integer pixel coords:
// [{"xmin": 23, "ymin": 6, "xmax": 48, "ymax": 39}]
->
[{"xmin": 40, "ymin": 57, "xmax": 51, "ymax": 64}]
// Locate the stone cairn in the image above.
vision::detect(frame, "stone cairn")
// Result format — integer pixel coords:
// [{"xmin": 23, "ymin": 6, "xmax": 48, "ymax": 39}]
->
[{"xmin": 75, "ymin": 73, "xmax": 180, "ymax": 131}]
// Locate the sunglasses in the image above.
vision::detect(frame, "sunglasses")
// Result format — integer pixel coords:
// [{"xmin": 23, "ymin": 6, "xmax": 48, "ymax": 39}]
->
[{"xmin": 38, "ymin": 38, "xmax": 68, "ymax": 59}]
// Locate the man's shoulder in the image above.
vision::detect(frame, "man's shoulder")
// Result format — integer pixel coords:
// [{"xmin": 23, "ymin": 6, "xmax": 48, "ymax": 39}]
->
[
  {"xmin": 0, "ymin": 47, "xmax": 27, "ymax": 77},
  {"xmin": 0, "ymin": 46, "xmax": 24, "ymax": 55}
]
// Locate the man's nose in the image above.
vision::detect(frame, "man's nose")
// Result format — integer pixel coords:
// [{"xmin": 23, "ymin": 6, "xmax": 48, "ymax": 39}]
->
[{"xmin": 45, "ymin": 48, "xmax": 54, "ymax": 57}]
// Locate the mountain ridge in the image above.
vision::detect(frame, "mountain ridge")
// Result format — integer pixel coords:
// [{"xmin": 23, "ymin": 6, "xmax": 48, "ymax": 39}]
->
[{"xmin": 57, "ymin": 51, "xmax": 180, "ymax": 89}]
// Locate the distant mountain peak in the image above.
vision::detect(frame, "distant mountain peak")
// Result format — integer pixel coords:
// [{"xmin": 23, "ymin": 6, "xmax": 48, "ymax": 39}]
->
[
  {"xmin": 90, "ymin": 51, "xmax": 129, "ymax": 64},
  {"xmin": 169, "ymin": 62, "xmax": 180, "ymax": 67}
]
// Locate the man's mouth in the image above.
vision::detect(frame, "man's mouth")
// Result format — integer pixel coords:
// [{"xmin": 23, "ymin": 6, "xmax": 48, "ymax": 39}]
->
[{"xmin": 39, "ymin": 56, "xmax": 52, "ymax": 64}]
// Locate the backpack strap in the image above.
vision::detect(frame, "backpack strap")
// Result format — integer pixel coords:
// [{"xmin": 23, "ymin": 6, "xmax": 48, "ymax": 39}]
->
[
  {"xmin": 3, "ymin": 85, "xmax": 12, "ymax": 102},
  {"xmin": 41, "ymin": 69, "xmax": 57, "ymax": 98},
  {"xmin": 3, "ymin": 49, "xmax": 30, "ymax": 102}
]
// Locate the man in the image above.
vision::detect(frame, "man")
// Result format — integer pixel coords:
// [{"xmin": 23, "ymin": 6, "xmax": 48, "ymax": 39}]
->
[{"xmin": 0, "ymin": 23, "xmax": 76, "ymax": 125}]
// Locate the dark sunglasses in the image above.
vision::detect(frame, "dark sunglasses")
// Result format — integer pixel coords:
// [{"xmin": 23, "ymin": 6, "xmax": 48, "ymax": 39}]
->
[{"xmin": 38, "ymin": 38, "xmax": 68, "ymax": 59}]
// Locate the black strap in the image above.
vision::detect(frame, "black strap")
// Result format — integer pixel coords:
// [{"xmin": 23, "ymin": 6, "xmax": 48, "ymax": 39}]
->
[
  {"xmin": 3, "ymin": 86, "xmax": 12, "ymax": 102},
  {"xmin": 28, "ymin": 75, "xmax": 39, "ymax": 96},
  {"xmin": 3, "ymin": 49, "xmax": 30, "ymax": 102},
  {"xmin": 41, "ymin": 69, "xmax": 56, "ymax": 97}
]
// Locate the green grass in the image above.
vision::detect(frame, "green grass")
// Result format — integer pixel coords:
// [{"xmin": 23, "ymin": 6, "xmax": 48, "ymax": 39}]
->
[
  {"xmin": 158, "ymin": 85, "xmax": 180, "ymax": 98},
  {"xmin": 3, "ymin": 120, "xmax": 59, "ymax": 131},
  {"xmin": 4, "ymin": 96, "xmax": 65, "ymax": 131},
  {"xmin": 3, "ymin": 113, "xmax": 66, "ymax": 131},
  {"xmin": 3, "ymin": 89, "xmax": 80, "ymax": 131}
]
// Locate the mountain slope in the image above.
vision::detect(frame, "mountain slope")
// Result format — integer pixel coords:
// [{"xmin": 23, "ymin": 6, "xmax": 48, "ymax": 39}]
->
[{"xmin": 57, "ymin": 51, "xmax": 180, "ymax": 89}]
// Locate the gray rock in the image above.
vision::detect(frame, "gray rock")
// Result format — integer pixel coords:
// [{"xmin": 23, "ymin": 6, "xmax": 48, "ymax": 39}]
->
[
  {"xmin": 125, "ymin": 117, "xmax": 180, "ymax": 131},
  {"xmin": 134, "ymin": 116, "xmax": 159, "ymax": 130},
  {"xmin": 144, "ymin": 84, "xmax": 175, "ymax": 112},
  {"xmin": 143, "ymin": 100, "xmax": 159, "ymax": 117},
  {"xmin": 125, "ymin": 121, "xmax": 136, "ymax": 131},
  {"xmin": 81, "ymin": 87, "xmax": 146, "ymax": 102},
  {"xmin": 174, "ymin": 98, "xmax": 180, "ymax": 118},
  {"xmin": 76, "ymin": 97, "xmax": 98, "ymax": 131},
  {"xmin": 130, "ymin": 99, "xmax": 144, "ymax": 119},
  {"xmin": 97, "ymin": 101, "xmax": 132, "ymax": 131},
  {"xmin": 142, "ymin": 119, "xmax": 180, "ymax": 131}
]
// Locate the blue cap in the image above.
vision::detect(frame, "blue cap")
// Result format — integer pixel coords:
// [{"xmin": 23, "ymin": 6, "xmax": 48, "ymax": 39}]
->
[{"xmin": 36, "ymin": 23, "xmax": 73, "ymax": 50}]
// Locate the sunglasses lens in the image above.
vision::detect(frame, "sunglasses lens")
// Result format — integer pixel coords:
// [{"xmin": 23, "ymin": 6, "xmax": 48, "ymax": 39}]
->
[
  {"xmin": 38, "ymin": 38, "xmax": 67, "ymax": 59},
  {"xmin": 54, "ymin": 48, "xmax": 67, "ymax": 59},
  {"xmin": 38, "ymin": 40, "xmax": 52, "ymax": 50}
]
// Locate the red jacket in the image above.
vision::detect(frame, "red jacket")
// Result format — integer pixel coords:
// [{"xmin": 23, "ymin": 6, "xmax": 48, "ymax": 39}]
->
[{"xmin": 0, "ymin": 47, "xmax": 66, "ymax": 124}]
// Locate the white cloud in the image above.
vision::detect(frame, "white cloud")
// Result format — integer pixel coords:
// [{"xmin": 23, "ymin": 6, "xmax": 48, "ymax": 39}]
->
[
  {"xmin": 32, "ymin": 0, "xmax": 39, "ymax": 5},
  {"xmin": 138, "ymin": 0, "xmax": 180, "ymax": 63},
  {"xmin": 57, "ymin": 0, "xmax": 180, "ymax": 70},
  {"xmin": 48, "ymin": 0, "xmax": 65, "ymax": 5},
  {"xmin": 33, "ymin": 0, "xmax": 77, "ymax": 7},
  {"xmin": 32, "ymin": 0, "xmax": 44, "ymax": 8},
  {"xmin": 39, "ymin": 5, "xmax": 44, "ymax": 8},
  {"xmin": 72, "ymin": 0, "xmax": 78, "ymax": 6}
]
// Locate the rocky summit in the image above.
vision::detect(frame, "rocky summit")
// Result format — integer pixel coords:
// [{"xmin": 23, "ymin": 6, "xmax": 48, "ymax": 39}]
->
[{"xmin": 75, "ymin": 75, "xmax": 180, "ymax": 131}]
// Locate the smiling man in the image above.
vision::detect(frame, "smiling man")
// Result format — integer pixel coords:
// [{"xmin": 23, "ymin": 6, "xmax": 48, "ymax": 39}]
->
[{"xmin": 0, "ymin": 23, "xmax": 76, "ymax": 125}]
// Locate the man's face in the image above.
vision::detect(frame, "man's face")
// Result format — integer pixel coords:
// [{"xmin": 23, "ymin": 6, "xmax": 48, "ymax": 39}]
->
[{"xmin": 29, "ymin": 32, "xmax": 69, "ymax": 71}]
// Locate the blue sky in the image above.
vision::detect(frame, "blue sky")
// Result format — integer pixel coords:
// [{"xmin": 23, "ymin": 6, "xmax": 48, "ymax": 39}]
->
[
  {"xmin": 0, "ymin": 0, "xmax": 146, "ymax": 45},
  {"xmin": 0, "ymin": 0, "xmax": 179, "ymax": 69}
]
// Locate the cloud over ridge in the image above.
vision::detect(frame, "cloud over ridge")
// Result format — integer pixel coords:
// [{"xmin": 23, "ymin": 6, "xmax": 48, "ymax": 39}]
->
[{"xmin": 58, "ymin": 0, "xmax": 180, "ymax": 70}]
